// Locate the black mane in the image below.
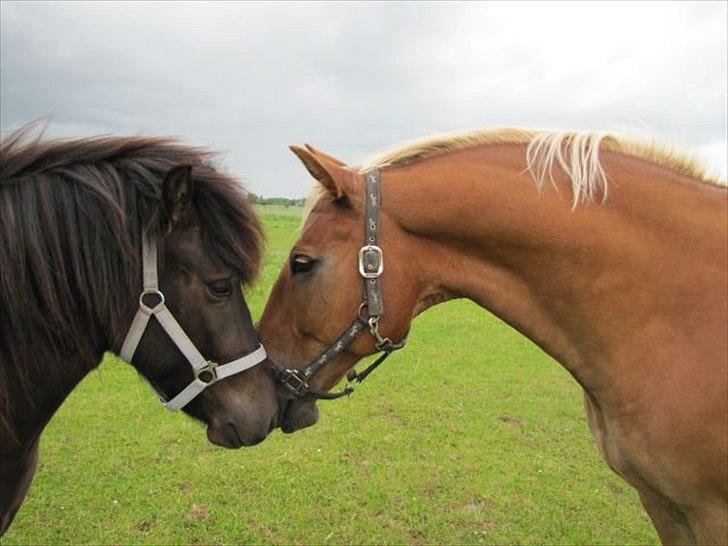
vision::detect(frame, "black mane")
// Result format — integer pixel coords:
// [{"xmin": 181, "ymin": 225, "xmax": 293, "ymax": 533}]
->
[{"xmin": 0, "ymin": 123, "xmax": 262, "ymax": 437}]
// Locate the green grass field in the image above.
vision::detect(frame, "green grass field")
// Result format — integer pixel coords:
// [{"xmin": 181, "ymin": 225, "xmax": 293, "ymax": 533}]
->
[{"xmin": 1, "ymin": 207, "xmax": 658, "ymax": 545}]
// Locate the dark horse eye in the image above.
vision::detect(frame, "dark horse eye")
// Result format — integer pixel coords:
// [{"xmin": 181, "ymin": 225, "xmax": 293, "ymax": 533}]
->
[
  {"xmin": 290, "ymin": 254, "xmax": 316, "ymax": 275},
  {"xmin": 207, "ymin": 278, "xmax": 233, "ymax": 298}
]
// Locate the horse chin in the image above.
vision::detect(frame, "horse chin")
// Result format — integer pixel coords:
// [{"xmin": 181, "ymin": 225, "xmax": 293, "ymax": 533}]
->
[{"xmin": 280, "ymin": 398, "xmax": 320, "ymax": 433}]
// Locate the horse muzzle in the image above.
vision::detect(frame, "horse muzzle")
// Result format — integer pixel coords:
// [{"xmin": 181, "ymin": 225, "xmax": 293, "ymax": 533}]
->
[{"xmin": 278, "ymin": 397, "xmax": 320, "ymax": 433}]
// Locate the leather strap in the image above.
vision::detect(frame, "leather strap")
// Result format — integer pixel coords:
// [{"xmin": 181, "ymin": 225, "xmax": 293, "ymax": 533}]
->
[
  {"xmin": 362, "ymin": 170, "xmax": 384, "ymax": 317},
  {"xmin": 273, "ymin": 168, "xmax": 407, "ymax": 400},
  {"xmin": 304, "ymin": 318, "xmax": 366, "ymax": 379}
]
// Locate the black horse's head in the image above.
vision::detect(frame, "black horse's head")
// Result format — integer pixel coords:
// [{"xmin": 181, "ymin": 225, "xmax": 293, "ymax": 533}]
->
[
  {"xmin": 126, "ymin": 165, "xmax": 279, "ymax": 448},
  {"xmin": 0, "ymin": 128, "xmax": 279, "ymax": 449}
]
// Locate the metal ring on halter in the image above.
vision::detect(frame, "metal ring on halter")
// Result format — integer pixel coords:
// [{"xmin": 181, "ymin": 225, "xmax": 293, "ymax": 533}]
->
[
  {"xmin": 120, "ymin": 232, "xmax": 269, "ymax": 411},
  {"xmin": 195, "ymin": 361, "xmax": 219, "ymax": 385},
  {"xmin": 139, "ymin": 289, "xmax": 165, "ymax": 313}
]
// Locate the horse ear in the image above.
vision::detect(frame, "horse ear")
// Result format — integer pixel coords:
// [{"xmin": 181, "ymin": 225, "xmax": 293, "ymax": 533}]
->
[
  {"xmin": 289, "ymin": 144, "xmax": 355, "ymax": 199},
  {"xmin": 162, "ymin": 165, "xmax": 194, "ymax": 224},
  {"xmin": 304, "ymin": 143, "xmax": 347, "ymax": 167}
]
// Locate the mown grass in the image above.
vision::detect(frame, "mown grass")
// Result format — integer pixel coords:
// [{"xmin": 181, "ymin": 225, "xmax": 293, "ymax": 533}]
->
[{"xmin": 1, "ymin": 207, "xmax": 658, "ymax": 545}]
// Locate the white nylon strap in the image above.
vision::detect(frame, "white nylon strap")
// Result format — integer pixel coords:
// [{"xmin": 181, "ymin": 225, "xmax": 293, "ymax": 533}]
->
[
  {"xmin": 154, "ymin": 306, "xmax": 207, "ymax": 371},
  {"xmin": 163, "ymin": 345, "xmax": 267, "ymax": 411},
  {"xmin": 119, "ymin": 306, "xmax": 153, "ymax": 362},
  {"xmin": 120, "ymin": 232, "xmax": 267, "ymax": 411},
  {"xmin": 142, "ymin": 236, "xmax": 158, "ymax": 290},
  {"xmin": 120, "ymin": 235, "xmax": 159, "ymax": 361},
  {"xmin": 164, "ymin": 379, "xmax": 208, "ymax": 411},
  {"xmin": 216, "ymin": 345, "xmax": 267, "ymax": 379}
]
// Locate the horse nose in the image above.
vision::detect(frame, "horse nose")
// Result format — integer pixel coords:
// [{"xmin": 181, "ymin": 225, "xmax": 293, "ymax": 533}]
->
[
  {"xmin": 206, "ymin": 417, "xmax": 270, "ymax": 448},
  {"xmin": 229, "ymin": 422, "xmax": 268, "ymax": 446}
]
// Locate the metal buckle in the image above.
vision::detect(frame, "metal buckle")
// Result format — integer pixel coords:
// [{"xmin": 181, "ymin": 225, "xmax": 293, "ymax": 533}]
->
[
  {"xmin": 358, "ymin": 245, "xmax": 384, "ymax": 279},
  {"xmin": 280, "ymin": 369, "xmax": 308, "ymax": 395},
  {"xmin": 195, "ymin": 361, "xmax": 218, "ymax": 385}
]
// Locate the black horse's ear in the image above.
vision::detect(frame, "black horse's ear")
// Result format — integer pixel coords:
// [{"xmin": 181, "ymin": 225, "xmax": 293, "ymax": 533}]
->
[{"xmin": 162, "ymin": 165, "xmax": 194, "ymax": 224}]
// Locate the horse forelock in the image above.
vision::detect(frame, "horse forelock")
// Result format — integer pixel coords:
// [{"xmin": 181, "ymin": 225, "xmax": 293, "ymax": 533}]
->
[{"xmin": 0, "ymin": 123, "xmax": 261, "ymax": 442}]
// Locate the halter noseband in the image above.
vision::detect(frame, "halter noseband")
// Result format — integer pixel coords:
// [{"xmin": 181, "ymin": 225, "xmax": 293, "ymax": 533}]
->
[
  {"xmin": 272, "ymin": 168, "xmax": 408, "ymax": 400},
  {"xmin": 119, "ymin": 233, "xmax": 267, "ymax": 411}
]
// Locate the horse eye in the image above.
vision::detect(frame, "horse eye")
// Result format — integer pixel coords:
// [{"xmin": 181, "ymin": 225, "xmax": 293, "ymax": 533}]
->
[
  {"xmin": 207, "ymin": 278, "xmax": 233, "ymax": 297},
  {"xmin": 290, "ymin": 254, "xmax": 316, "ymax": 275}
]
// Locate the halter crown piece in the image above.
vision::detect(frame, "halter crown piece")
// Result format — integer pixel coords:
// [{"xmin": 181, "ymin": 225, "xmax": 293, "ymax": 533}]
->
[
  {"xmin": 272, "ymin": 168, "xmax": 408, "ymax": 400},
  {"xmin": 119, "ymin": 233, "xmax": 267, "ymax": 411}
]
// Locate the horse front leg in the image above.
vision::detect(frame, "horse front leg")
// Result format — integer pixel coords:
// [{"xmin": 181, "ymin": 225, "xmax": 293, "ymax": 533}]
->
[
  {"xmin": 638, "ymin": 489, "xmax": 697, "ymax": 545},
  {"xmin": 685, "ymin": 502, "xmax": 728, "ymax": 546},
  {"xmin": 0, "ymin": 437, "xmax": 40, "ymax": 536},
  {"xmin": 582, "ymin": 390, "xmax": 693, "ymax": 545}
]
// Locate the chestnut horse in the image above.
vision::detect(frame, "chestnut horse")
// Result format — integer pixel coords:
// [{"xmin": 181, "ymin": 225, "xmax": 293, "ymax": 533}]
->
[
  {"xmin": 257, "ymin": 129, "xmax": 727, "ymax": 544},
  {"xmin": 0, "ymin": 126, "xmax": 278, "ymax": 534}
]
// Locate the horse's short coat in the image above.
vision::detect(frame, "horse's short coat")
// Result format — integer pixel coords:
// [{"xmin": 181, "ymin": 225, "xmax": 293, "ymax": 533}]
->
[
  {"xmin": 0, "ymin": 125, "xmax": 278, "ymax": 534},
  {"xmin": 255, "ymin": 129, "xmax": 727, "ymax": 545}
]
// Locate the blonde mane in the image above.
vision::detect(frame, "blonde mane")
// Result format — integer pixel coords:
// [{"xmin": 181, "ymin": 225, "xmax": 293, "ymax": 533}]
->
[{"xmin": 356, "ymin": 128, "xmax": 725, "ymax": 208}]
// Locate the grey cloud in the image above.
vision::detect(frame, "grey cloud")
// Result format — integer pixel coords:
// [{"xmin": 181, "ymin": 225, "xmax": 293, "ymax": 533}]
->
[{"xmin": 2, "ymin": 1, "xmax": 726, "ymax": 197}]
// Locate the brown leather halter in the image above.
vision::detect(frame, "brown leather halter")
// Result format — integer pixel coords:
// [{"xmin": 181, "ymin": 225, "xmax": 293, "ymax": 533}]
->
[{"xmin": 271, "ymin": 168, "xmax": 408, "ymax": 400}]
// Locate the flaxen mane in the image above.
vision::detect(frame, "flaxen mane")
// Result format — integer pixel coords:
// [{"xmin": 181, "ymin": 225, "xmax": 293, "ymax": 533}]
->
[
  {"xmin": 0, "ymin": 124, "xmax": 262, "ymax": 438},
  {"xmin": 356, "ymin": 128, "xmax": 725, "ymax": 208}
]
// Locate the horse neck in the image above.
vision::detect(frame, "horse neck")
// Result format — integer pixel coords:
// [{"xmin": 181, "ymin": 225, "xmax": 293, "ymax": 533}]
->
[
  {"xmin": 1, "ymin": 248, "xmax": 132, "ymax": 452},
  {"xmin": 382, "ymin": 143, "xmax": 727, "ymax": 400},
  {"xmin": 2, "ymin": 352, "xmax": 98, "ymax": 450}
]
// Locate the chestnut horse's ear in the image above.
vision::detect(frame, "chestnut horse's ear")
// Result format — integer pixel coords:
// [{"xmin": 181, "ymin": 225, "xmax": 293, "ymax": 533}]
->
[
  {"xmin": 162, "ymin": 165, "xmax": 194, "ymax": 224},
  {"xmin": 289, "ymin": 144, "xmax": 355, "ymax": 199},
  {"xmin": 304, "ymin": 143, "xmax": 347, "ymax": 167}
]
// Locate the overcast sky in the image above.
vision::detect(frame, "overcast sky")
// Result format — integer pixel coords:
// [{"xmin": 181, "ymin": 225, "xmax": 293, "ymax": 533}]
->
[{"xmin": 1, "ymin": 1, "xmax": 726, "ymax": 197}]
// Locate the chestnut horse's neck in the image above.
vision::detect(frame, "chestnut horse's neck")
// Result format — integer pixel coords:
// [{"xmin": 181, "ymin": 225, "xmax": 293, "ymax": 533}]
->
[{"xmin": 381, "ymin": 143, "xmax": 727, "ymax": 403}]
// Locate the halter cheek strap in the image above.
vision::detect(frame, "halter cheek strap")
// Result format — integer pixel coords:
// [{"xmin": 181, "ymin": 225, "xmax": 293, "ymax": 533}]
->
[
  {"xmin": 272, "ymin": 168, "xmax": 408, "ymax": 400},
  {"xmin": 120, "ymin": 234, "xmax": 267, "ymax": 411}
]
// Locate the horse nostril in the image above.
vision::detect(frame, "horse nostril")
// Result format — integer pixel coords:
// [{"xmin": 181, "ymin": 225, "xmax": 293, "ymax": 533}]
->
[
  {"xmin": 225, "ymin": 420, "xmax": 269, "ymax": 446},
  {"xmin": 226, "ymin": 422, "xmax": 244, "ymax": 447}
]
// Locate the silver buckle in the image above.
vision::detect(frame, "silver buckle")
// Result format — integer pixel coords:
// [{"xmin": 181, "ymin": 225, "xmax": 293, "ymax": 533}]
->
[
  {"xmin": 358, "ymin": 245, "xmax": 384, "ymax": 279},
  {"xmin": 280, "ymin": 369, "xmax": 308, "ymax": 394},
  {"xmin": 195, "ymin": 361, "xmax": 218, "ymax": 385}
]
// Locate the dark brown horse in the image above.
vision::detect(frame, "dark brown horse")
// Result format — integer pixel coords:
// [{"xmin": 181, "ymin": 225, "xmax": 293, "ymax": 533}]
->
[
  {"xmin": 0, "ymin": 125, "xmax": 279, "ymax": 534},
  {"xmin": 253, "ymin": 129, "xmax": 727, "ymax": 544}
]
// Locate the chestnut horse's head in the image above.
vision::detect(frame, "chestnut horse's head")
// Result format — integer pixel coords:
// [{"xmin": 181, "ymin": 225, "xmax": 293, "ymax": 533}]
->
[{"xmin": 259, "ymin": 145, "xmax": 419, "ymax": 433}]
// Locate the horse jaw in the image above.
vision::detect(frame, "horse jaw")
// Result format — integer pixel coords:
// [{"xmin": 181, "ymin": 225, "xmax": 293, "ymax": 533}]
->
[{"xmin": 279, "ymin": 398, "xmax": 320, "ymax": 433}]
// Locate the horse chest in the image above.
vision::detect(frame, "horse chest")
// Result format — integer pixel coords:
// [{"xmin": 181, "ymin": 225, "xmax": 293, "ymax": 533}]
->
[{"xmin": 582, "ymin": 390, "xmax": 645, "ymax": 485}]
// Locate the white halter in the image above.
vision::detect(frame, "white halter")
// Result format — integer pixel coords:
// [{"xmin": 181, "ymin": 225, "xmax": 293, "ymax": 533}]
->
[{"xmin": 119, "ymin": 233, "xmax": 267, "ymax": 411}]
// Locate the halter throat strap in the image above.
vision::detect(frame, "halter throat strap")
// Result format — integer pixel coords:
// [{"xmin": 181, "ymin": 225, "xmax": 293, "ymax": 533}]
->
[
  {"xmin": 273, "ymin": 168, "xmax": 407, "ymax": 400},
  {"xmin": 119, "ymin": 233, "xmax": 267, "ymax": 411}
]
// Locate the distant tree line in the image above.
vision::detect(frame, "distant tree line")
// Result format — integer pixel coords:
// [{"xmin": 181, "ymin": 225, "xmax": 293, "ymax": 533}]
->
[{"xmin": 247, "ymin": 193, "xmax": 305, "ymax": 207}]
